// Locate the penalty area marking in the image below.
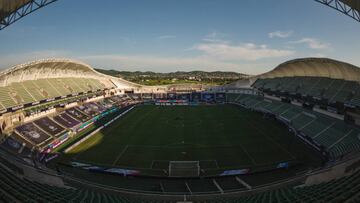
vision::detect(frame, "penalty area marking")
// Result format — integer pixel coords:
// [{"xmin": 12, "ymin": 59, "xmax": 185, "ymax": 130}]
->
[
  {"xmin": 151, "ymin": 159, "xmax": 219, "ymax": 170},
  {"xmin": 112, "ymin": 145, "xmax": 129, "ymax": 166}
]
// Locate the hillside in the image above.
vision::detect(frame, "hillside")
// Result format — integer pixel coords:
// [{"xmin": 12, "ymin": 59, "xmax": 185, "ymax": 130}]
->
[{"xmin": 96, "ymin": 69, "xmax": 248, "ymax": 86}]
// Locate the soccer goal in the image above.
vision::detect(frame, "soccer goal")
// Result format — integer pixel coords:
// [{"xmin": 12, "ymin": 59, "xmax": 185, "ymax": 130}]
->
[{"xmin": 169, "ymin": 161, "xmax": 200, "ymax": 177}]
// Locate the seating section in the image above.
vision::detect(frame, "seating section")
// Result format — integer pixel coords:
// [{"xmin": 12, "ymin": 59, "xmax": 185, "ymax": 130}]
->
[
  {"xmin": 0, "ymin": 77, "xmax": 113, "ymax": 109},
  {"xmin": 227, "ymin": 93, "xmax": 360, "ymax": 160},
  {"xmin": 0, "ymin": 86, "xmax": 17, "ymax": 110},
  {"xmin": 252, "ymin": 76, "xmax": 359, "ymax": 105},
  {"xmin": 209, "ymin": 170, "xmax": 360, "ymax": 203},
  {"xmin": 0, "ymin": 160, "xmax": 360, "ymax": 203},
  {"xmin": 11, "ymin": 95, "xmax": 134, "ymax": 147},
  {"xmin": 34, "ymin": 117, "xmax": 66, "ymax": 137},
  {"xmin": 15, "ymin": 123, "xmax": 51, "ymax": 146}
]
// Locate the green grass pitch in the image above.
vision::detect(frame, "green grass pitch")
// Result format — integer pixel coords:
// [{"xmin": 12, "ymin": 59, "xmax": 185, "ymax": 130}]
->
[{"xmin": 65, "ymin": 104, "xmax": 319, "ymax": 172}]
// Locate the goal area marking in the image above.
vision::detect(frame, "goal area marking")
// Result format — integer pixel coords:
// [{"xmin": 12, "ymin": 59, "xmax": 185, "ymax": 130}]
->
[{"xmin": 169, "ymin": 161, "xmax": 200, "ymax": 177}]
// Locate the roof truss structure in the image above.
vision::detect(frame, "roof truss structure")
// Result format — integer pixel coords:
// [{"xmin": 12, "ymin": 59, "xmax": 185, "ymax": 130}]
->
[
  {"xmin": 0, "ymin": 0, "xmax": 58, "ymax": 30},
  {"xmin": 315, "ymin": 0, "xmax": 360, "ymax": 22}
]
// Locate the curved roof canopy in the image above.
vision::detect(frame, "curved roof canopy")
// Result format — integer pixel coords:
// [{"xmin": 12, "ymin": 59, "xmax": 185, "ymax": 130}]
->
[
  {"xmin": 254, "ymin": 58, "xmax": 360, "ymax": 82},
  {"xmin": 0, "ymin": 58, "xmax": 140, "ymax": 88},
  {"xmin": 0, "ymin": 0, "xmax": 57, "ymax": 30},
  {"xmin": 315, "ymin": 0, "xmax": 360, "ymax": 22},
  {"xmin": 0, "ymin": 59, "xmax": 106, "ymax": 84}
]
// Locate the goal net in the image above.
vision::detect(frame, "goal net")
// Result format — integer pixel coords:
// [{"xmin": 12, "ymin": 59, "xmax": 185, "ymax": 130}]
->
[{"xmin": 169, "ymin": 161, "xmax": 200, "ymax": 177}]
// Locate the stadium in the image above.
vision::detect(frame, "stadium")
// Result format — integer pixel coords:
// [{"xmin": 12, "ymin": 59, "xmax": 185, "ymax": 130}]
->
[{"xmin": 1, "ymin": 0, "xmax": 360, "ymax": 203}]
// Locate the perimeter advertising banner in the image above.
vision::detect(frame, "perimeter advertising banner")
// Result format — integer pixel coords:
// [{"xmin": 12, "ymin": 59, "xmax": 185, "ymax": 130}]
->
[
  {"xmin": 220, "ymin": 169, "xmax": 250, "ymax": 176},
  {"xmin": 155, "ymin": 100, "xmax": 189, "ymax": 106},
  {"xmin": 71, "ymin": 161, "xmax": 140, "ymax": 176},
  {"xmin": 202, "ymin": 93, "xmax": 215, "ymax": 102}
]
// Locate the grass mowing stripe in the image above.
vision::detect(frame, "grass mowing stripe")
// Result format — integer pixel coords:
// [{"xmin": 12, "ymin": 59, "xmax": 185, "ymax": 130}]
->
[
  {"xmin": 64, "ymin": 104, "xmax": 320, "ymax": 176},
  {"xmin": 247, "ymin": 115, "xmax": 296, "ymax": 160}
]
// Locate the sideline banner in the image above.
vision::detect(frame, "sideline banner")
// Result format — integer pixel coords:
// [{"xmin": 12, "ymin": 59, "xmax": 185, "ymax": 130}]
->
[
  {"xmin": 71, "ymin": 161, "xmax": 140, "ymax": 176},
  {"xmin": 220, "ymin": 169, "xmax": 250, "ymax": 176}
]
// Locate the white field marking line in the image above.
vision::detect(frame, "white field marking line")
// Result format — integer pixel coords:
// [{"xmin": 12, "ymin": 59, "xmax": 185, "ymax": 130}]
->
[
  {"xmin": 199, "ymin": 160, "xmax": 219, "ymax": 169},
  {"xmin": 112, "ymin": 145, "xmax": 129, "ymax": 166},
  {"xmin": 248, "ymin": 119, "xmax": 296, "ymax": 159},
  {"xmin": 151, "ymin": 160, "xmax": 220, "ymax": 170},
  {"xmin": 150, "ymin": 160, "xmax": 156, "ymax": 169},
  {"xmin": 163, "ymin": 118, "xmax": 203, "ymax": 128},
  {"xmin": 151, "ymin": 160, "xmax": 170, "ymax": 169},
  {"xmin": 215, "ymin": 160, "xmax": 220, "ymax": 169},
  {"xmin": 127, "ymin": 143, "xmax": 248, "ymax": 149},
  {"xmin": 127, "ymin": 143, "xmax": 208, "ymax": 148},
  {"xmin": 238, "ymin": 142, "xmax": 258, "ymax": 165},
  {"xmin": 65, "ymin": 126, "xmax": 104, "ymax": 153}
]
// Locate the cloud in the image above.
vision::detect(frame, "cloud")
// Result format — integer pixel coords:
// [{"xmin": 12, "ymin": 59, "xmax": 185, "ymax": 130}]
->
[
  {"xmin": 268, "ymin": 31, "xmax": 293, "ymax": 39},
  {"xmin": 202, "ymin": 31, "xmax": 229, "ymax": 43},
  {"xmin": 0, "ymin": 49, "xmax": 275, "ymax": 74},
  {"xmin": 289, "ymin": 38, "xmax": 331, "ymax": 49},
  {"xmin": 193, "ymin": 42, "xmax": 295, "ymax": 61},
  {"xmin": 78, "ymin": 54, "xmax": 269, "ymax": 74},
  {"xmin": 158, "ymin": 35, "xmax": 177, "ymax": 40}
]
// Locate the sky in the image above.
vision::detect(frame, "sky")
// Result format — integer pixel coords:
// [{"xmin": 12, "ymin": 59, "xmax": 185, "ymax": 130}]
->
[{"xmin": 0, "ymin": 0, "xmax": 360, "ymax": 75}]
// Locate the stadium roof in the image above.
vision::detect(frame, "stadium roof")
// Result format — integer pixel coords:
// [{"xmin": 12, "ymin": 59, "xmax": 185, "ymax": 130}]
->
[
  {"xmin": 0, "ymin": 58, "xmax": 140, "ymax": 88},
  {"xmin": 0, "ymin": 0, "xmax": 57, "ymax": 30},
  {"xmin": 341, "ymin": 0, "xmax": 360, "ymax": 11},
  {"xmin": 315, "ymin": 0, "xmax": 360, "ymax": 22},
  {"xmin": 254, "ymin": 58, "xmax": 360, "ymax": 82}
]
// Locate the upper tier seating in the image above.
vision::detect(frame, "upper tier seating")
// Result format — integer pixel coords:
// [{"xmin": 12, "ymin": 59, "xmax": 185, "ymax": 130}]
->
[
  {"xmin": 252, "ymin": 77, "xmax": 360, "ymax": 105},
  {"xmin": 0, "ymin": 78, "xmax": 113, "ymax": 109}
]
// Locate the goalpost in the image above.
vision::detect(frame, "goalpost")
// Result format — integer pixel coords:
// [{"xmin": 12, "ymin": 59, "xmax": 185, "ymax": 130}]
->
[{"xmin": 169, "ymin": 161, "xmax": 200, "ymax": 177}]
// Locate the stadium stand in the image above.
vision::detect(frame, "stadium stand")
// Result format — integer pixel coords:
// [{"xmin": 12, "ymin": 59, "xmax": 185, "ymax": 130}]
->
[
  {"xmin": 53, "ymin": 112, "xmax": 81, "ymax": 129},
  {"xmin": 251, "ymin": 59, "xmax": 360, "ymax": 112},
  {"xmin": 66, "ymin": 108, "xmax": 90, "ymax": 122},
  {"xmin": 227, "ymin": 93, "xmax": 360, "ymax": 160},
  {"xmin": 0, "ymin": 159, "xmax": 359, "ymax": 203},
  {"xmin": 1, "ymin": 57, "xmax": 360, "ymax": 201},
  {"xmin": 0, "ymin": 59, "xmax": 140, "ymax": 114},
  {"xmin": 33, "ymin": 117, "xmax": 66, "ymax": 137},
  {"xmin": 254, "ymin": 77, "xmax": 331, "ymax": 98},
  {"xmin": 14, "ymin": 123, "xmax": 51, "ymax": 146}
]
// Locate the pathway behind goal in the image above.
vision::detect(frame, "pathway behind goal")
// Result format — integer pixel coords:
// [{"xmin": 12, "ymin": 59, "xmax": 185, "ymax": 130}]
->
[{"xmin": 169, "ymin": 161, "xmax": 200, "ymax": 177}]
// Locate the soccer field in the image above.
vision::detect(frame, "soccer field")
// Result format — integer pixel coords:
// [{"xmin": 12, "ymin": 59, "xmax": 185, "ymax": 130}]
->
[{"xmin": 65, "ymin": 104, "xmax": 319, "ymax": 175}]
